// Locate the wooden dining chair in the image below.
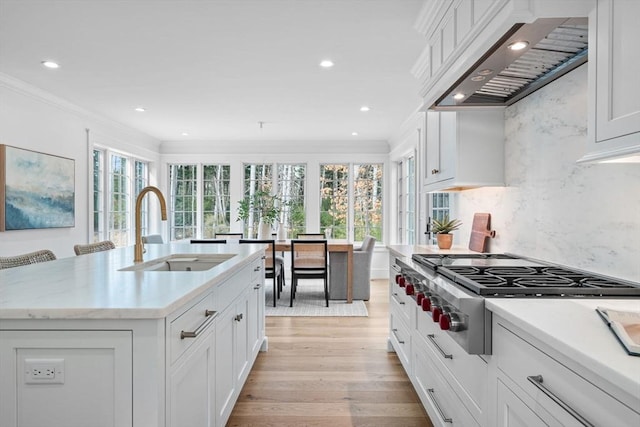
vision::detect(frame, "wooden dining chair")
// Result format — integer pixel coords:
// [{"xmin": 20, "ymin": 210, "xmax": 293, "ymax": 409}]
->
[
  {"xmin": 296, "ymin": 233, "xmax": 325, "ymax": 239},
  {"xmin": 0, "ymin": 249, "xmax": 57, "ymax": 269},
  {"xmin": 214, "ymin": 233, "xmax": 244, "ymax": 240},
  {"xmin": 290, "ymin": 239, "xmax": 329, "ymax": 307},
  {"xmin": 240, "ymin": 239, "xmax": 284, "ymax": 307},
  {"xmin": 74, "ymin": 240, "xmax": 116, "ymax": 255}
]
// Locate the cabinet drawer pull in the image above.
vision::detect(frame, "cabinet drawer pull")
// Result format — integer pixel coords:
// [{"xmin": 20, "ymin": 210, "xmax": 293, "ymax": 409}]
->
[
  {"xmin": 391, "ymin": 328, "xmax": 405, "ymax": 344},
  {"xmin": 234, "ymin": 313, "xmax": 244, "ymax": 322},
  {"xmin": 180, "ymin": 309, "xmax": 217, "ymax": 339},
  {"xmin": 254, "ymin": 266, "xmax": 261, "ymax": 271},
  {"xmin": 391, "ymin": 264, "xmax": 401, "ymax": 273},
  {"xmin": 431, "ymin": 169, "xmax": 440, "ymax": 175},
  {"xmin": 392, "ymin": 293, "xmax": 405, "ymax": 305},
  {"xmin": 426, "ymin": 388, "xmax": 452, "ymax": 423},
  {"xmin": 526, "ymin": 375, "xmax": 594, "ymax": 427},
  {"xmin": 253, "ymin": 284, "xmax": 261, "ymax": 289},
  {"xmin": 427, "ymin": 334, "xmax": 453, "ymax": 359}
]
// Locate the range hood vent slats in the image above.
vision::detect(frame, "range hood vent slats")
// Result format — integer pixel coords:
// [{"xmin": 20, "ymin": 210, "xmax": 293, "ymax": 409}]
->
[{"xmin": 433, "ymin": 18, "xmax": 588, "ymax": 109}]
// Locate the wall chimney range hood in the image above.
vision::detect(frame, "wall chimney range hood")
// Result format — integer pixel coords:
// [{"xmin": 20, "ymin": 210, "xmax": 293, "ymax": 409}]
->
[{"xmin": 433, "ymin": 18, "xmax": 588, "ymax": 110}]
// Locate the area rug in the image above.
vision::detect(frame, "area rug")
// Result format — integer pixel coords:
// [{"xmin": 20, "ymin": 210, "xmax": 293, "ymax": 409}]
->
[{"xmin": 264, "ymin": 279, "xmax": 368, "ymax": 317}]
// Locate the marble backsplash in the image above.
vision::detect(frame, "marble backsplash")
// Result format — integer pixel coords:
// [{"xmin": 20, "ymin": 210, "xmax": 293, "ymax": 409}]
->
[{"xmin": 455, "ymin": 65, "xmax": 640, "ymax": 282}]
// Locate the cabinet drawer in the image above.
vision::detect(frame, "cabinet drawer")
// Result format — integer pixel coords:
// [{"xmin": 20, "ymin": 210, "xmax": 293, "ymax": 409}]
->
[
  {"xmin": 217, "ymin": 266, "xmax": 250, "ymax": 310},
  {"xmin": 169, "ymin": 292, "xmax": 216, "ymax": 364},
  {"xmin": 250, "ymin": 257, "xmax": 263, "ymax": 283},
  {"xmin": 389, "ymin": 308, "xmax": 411, "ymax": 374},
  {"xmin": 413, "ymin": 337, "xmax": 480, "ymax": 427},
  {"xmin": 415, "ymin": 307, "xmax": 486, "ymax": 421},
  {"xmin": 495, "ymin": 323, "xmax": 640, "ymax": 427},
  {"xmin": 390, "ymin": 283, "xmax": 413, "ymax": 326}
]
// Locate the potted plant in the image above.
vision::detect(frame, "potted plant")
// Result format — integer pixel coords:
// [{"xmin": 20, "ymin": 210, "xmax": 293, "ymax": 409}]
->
[
  {"xmin": 432, "ymin": 216, "xmax": 462, "ymax": 249},
  {"xmin": 237, "ymin": 190, "xmax": 282, "ymax": 238}
]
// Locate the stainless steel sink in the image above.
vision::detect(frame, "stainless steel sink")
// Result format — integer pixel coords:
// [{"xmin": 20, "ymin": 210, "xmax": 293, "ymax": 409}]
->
[{"xmin": 119, "ymin": 253, "xmax": 236, "ymax": 272}]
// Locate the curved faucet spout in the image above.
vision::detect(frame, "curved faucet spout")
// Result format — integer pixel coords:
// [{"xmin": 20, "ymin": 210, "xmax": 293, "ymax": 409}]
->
[{"xmin": 134, "ymin": 186, "xmax": 168, "ymax": 262}]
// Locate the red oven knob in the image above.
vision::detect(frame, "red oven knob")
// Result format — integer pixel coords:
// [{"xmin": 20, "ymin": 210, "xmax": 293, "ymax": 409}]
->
[
  {"xmin": 416, "ymin": 293, "xmax": 424, "ymax": 305},
  {"xmin": 398, "ymin": 276, "xmax": 406, "ymax": 287},
  {"xmin": 405, "ymin": 284, "xmax": 414, "ymax": 295},
  {"xmin": 395, "ymin": 274, "xmax": 402, "ymax": 284},
  {"xmin": 421, "ymin": 297, "xmax": 431, "ymax": 312},
  {"xmin": 432, "ymin": 306, "xmax": 442, "ymax": 322},
  {"xmin": 439, "ymin": 313, "xmax": 451, "ymax": 330}
]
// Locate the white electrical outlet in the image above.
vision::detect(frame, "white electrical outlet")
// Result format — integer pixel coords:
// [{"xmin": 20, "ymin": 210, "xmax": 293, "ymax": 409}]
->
[{"xmin": 24, "ymin": 358, "xmax": 65, "ymax": 384}]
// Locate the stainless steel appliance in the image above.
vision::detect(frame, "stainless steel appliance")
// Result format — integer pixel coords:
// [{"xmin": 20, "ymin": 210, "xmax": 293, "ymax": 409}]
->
[{"xmin": 392, "ymin": 253, "xmax": 640, "ymax": 355}]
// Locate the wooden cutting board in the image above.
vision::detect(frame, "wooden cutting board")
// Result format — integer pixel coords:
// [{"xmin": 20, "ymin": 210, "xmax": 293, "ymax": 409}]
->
[{"xmin": 468, "ymin": 213, "xmax": 496, "ymax": 253}]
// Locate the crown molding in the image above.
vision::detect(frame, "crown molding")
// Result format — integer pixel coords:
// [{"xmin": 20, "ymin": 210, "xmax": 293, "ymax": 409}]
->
[{"xmin": 160, "ymin": 139, "xmax": 390, "ymax": 155}]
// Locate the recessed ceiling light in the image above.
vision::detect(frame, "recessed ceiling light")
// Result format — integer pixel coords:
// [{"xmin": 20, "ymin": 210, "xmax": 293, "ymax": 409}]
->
[
  {"xmin": 181, "ymin": 132, "xmax": 189, "ymax": 136},
  {"xmin": 134, "ymin": 107, "xmax": 146, "ymax": 112},
  {"xmin": 319, "ymin": 60, "xmax": 334, "ymax": 68},
  {"xmin": 360, "ymin": 106, "xmax": 370, "ymax": 112},
  {"xmin": 453, "ymin": 93, "xmax": 465, "ymax": 100},
  {"xmin": 41, "ymin": 60, "xmax": 59, "ymax": 69},
  {"xmin": 477, "ymin": 69, "xmax": 493, "ymax": 76},
  {"xmin": 507, "ymin": 41, "xmax": 529, "ymax": 51},
  {"xmin": 471, "ymin": 76, "xmax": 486, "ymax": 82},
  {"xmin": 352, "ymin": 132, "xmax": 359, "ymax": 136}
]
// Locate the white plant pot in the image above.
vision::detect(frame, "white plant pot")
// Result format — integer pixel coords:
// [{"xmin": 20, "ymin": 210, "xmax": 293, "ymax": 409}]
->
[{"xmin": 259, "ymin": 220, "xmax": 272, "ymax": 239}]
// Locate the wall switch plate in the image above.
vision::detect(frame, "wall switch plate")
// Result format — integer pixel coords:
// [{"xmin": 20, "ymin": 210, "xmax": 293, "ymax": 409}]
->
[{"xmin": 24, "ymin": 358, "xmax": 65, "ymax": 384}]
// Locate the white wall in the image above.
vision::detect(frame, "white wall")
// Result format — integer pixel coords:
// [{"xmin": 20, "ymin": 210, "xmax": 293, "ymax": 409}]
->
[
  {"xmin": 455, "ymin": 65, "xmax": 640, "ymax": 282},
  {"xmin": 0, "ymin": 74, "xmax": 160, "ymax": 258}
]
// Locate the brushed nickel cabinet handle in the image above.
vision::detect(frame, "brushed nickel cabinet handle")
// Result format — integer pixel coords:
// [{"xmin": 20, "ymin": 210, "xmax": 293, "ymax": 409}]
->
[
  {"xmin": 234, "ymin": 313, "xmax": 244, "ymax": 322},
  {"xmin": 427, "ymin": 334, "xmax": 453, "ymax": 359},
  {"xmin": 427, "ymin": 388, "xmax": 452, "ymax": 423},
  {"xmin": 253, "ymin": 284, "xmax": 261, "ymax": 289},
  {"xmin": 527, "ymin": 375, "xmax": 594, "ymax": 427},
  {"xmin": 391, "ymin": 328, "xmax": 405, "ymax": 344},
  {"xmin": 431, "ymin": 169, "xmax": 440, "ymax": 174},
  {"xmin": 180, "ymin": 309, "xmax": 217, "ymax": 339},
  {"xmin": 392, "ymin": 293, "xmax": 405, "ymax": 305}
]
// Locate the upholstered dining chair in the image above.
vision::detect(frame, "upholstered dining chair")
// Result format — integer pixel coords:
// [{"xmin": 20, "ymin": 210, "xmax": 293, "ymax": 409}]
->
[
  {"xmin": 0, "ymin": 249, "xmax": 57, "ymax": 269},
  {"xmin": 330, "ymin": 235, "xmax": 375, "ymax": 301},
  {"xmin": 74, "ymin": 240, "xmax": 116, "ymax": 255},
  {"xmin": 240, "ymin": 239, "xmax": 284, "ymax": 307},
  {"xmin": 141, "ymin": 234, "xmax": 163, "ymax": 244},
  {"xmin": 215, "ymin": 233, "xmax": 243, "ymax": 240},
  {"xmin": 290, "ymin": 239, "xmax": 329, "ymax": 307},
  {"xmin": 190, "ymin": 239, "xmax": 227, "ymax": 244}
]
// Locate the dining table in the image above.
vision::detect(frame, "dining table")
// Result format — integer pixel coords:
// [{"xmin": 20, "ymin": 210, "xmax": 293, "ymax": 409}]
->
[{"xmin": 273, "ymin": 239, "xmax": 354, "ymax": 303}]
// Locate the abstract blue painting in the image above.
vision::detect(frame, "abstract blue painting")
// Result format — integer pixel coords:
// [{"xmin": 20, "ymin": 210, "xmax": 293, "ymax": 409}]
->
[{"xmin": 1, "ymin": 145, "xmax": 75, "ymax": 231}]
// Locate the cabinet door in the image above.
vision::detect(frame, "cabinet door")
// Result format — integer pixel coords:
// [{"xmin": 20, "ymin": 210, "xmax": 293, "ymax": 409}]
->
[
  {"xmin": 425, "ymin": 111, "xmax": 441, "ymax": 185},
  {"xmin": 234, "ymin": 295, "xmax": 250, "ymax": 386},
  {"xmin": 496, "ymin": 378, "xmax": 550, "ymax": 427},
  {"xmin": 168, "ymin": 328, "xmax": 215, "ymax": 427},
  {"xmin": 424, "ymin": 111, "xmax": 457, "ymax": 186},
  {"xmin": 591, "ymin": 0, "xmax": 640, "ymax": 156},
  {"xmin": 215, "ymin": 308, "xmax": 236, "ymax": 426},
  {"xmin": 247, "ymin": 281, "xmax": 265, "ymax": 356}
]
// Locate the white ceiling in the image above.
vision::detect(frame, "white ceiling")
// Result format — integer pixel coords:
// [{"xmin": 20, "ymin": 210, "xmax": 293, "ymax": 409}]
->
[{"xmin": 0, "ymin": 0, "xmax": 426, "ymax": 143}]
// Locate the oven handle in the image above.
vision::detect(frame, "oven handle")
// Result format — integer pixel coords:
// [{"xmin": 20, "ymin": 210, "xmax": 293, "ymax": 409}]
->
[
  {"xmin": 526, "ymin": 375, "xmax": 594, "ymax": 427},
  {"xmin": 427, "ymin": 334, "xmax": 453, "ymax": 359},
  {"xmin": 427, "ymin": 388, "xmax": 453, "ymax": 423}
]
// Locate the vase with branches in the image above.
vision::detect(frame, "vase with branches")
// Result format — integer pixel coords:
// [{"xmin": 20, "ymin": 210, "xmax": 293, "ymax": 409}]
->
[{"xmin": 237, "ymin": 190, "xmax": 282, "ymax": 238}]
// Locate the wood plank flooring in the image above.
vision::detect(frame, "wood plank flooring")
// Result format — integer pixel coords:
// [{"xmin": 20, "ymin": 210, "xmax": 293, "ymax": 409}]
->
[{"xmin": 227, "ymin": 279, "xmax": 433, "ymax": 427}]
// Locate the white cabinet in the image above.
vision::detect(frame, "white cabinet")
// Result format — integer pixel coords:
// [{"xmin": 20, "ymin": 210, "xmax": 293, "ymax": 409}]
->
[
  {"xmin": 584, "ymin": 0, "xmax": 640, "ymax": 162},
  {"xmin": 423, "ymin": 110, "xmax": 504, "ymax": 192},
  {"xmin": 166, "ymin": 291, "xmax": 217, "ymax": 427},
  {"xmin": 492, "ymin": 317, "xmax": 640, "ymax": 427},
  {"xmin": 0, "ymin": 330, "xmax": 133, "ymax": 427}
]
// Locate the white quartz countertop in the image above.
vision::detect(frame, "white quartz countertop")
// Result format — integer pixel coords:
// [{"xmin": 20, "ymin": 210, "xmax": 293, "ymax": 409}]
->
[
  {"xmin": 0, "ymin": 243, "xmax": 264, "ymax": 320},
  {"xmin": 487, "ymin": 298, "xmax": 640, "ymax": 400},
  {"xmin": 387, "ymin": 244, "xmax": 478, "ymax": 260}
]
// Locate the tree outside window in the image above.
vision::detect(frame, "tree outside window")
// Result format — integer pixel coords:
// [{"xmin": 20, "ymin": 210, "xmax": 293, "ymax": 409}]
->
[
  {"xmin": 169, "ymin": 164, "xmax": 197, "ymax": 240},
  {"xmin": 277, "ymin": 164, "xmax": 305, "ymax": 238},
  {"xmin": 203, "ymin": 165, "xmax": 231, "ymax": 238},
  {"xmin": 353, "ymin": 163, "xmax": 383, "ymax": 241},
  {"xmin": 242, "ymin": 164, "xmax": 273, "ymax": 237},
  {"xmin": 109, "ymin": 154, "xmax": 130, "ymax": 246},
  {"xmin": 320, "ymin": 164, "xmax": 349, "ymax": 239}
]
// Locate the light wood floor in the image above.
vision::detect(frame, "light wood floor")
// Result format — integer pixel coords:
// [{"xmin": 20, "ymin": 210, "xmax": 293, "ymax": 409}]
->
[{"xmin": 227, "ymin": 279, "xmax": 433, "ymax": 427}]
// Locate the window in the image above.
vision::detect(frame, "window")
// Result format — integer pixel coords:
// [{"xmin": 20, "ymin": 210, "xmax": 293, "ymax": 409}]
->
[
  {"xmin": 92, "ymin": 148, "xmax": 149, "ymax": 247},
  {"xmin": 134, "ymin": 160, "xmax": 149, "ymax": 237},
  {"xmin": 320, "ymin": 163, "xmax": 383, "ymax": 242},
  {"xmin": 277, "ymin": 164, "xmax": 305, "ymax": 238},
  {"xmin": 430, "ymin": 192, "xmax": 450, "ymax": 244},
  {"xmin": 397, "ymin": 155, "xmax": 416, "ymax": 244},
  {"xmin": 169, "ymin": 164, "xmax": 198, "ymax": 240},
  {"xmin": 242, "ymin": 163, "xmax": 274, "ymax": 237},
  {"xmin": 203, "ymin": 165, "xmax": 231, "ymax": 238}
]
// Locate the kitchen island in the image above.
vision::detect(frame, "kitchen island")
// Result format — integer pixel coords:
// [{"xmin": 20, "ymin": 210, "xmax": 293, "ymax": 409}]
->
[
  {"xmin": 0, "ymin": 243, "xmax": 267, "ymax": 427},
  {"xmin": 387, "ymin": 244, "xmax": 640, "ymax": 426}
]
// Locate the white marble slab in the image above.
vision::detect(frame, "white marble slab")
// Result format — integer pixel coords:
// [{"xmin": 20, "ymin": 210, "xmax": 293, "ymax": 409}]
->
[
  {"xmin": 487, "ymin": 298, "xmax": 640, "ymax": 400},
  {"xmin": 0, "ymin": 243, "xmax": 263, "ymax": 320}
]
